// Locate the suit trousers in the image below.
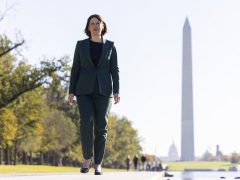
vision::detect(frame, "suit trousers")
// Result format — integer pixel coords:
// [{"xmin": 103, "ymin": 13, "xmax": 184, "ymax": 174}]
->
[{"xmin": 76, "ymin": 85, "xmax": 112, "ymax": 164}]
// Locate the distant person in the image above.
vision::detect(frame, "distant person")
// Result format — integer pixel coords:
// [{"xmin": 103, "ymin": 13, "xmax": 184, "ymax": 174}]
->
[
  {"xmin": 146, "ymin": 161, "xmax": 151, "ymax": 171},
  {"xmin": 68, "ymin": 14, "xmax": 120, "ymax": 175},
  {"xmin": 125, "ymin": 155, "xmax": 131, "ymax": 171},
  {"xmin": 141, "ymin": 154, "xmax": 147, "ymax": 170},
  {"xmin": 158, "ymin": 162, "xmax": 163, "ymax": 171},
  {"xmin": 133, "ymin": 154, "xmax": 139, "ymax": 170}
]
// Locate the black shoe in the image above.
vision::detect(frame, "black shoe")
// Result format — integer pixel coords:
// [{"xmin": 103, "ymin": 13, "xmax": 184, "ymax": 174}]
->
[
  {"xmin": 94, "ymin": 170, "xmax": 103, "ymax": 175},
  {"xmin": 80, "ymin": 167, "xmax": 90, "ymax": 173},
  {"xmin": 80, "ymin": 159, "xmax": 92, "ymax": 173},
  {"xmin": 164, "ymin": 172, "xmax": 173, "ymax": 177}
]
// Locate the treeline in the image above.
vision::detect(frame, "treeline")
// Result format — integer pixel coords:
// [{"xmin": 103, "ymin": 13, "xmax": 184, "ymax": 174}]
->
[
  {"xmin": 201, "ymin": 150, "xmax": 240, "ymax": 164},
  {"xmin": 0, "ymin": 34, "xmax": 142, "ymax": 168}
]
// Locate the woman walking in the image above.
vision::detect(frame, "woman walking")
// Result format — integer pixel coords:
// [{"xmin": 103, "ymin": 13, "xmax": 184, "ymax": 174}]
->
[{"xmin": 68, "ymin": 14, "xmax": 120, "ymax": 175}]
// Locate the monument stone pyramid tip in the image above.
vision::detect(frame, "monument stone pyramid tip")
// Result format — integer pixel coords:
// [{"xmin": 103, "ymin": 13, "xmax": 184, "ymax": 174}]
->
[{"xmin": 184, "ymin": 17, "xmax": 191, "ymax": 29}]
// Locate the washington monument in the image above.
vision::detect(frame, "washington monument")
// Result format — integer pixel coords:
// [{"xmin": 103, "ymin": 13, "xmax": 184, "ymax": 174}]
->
[{"xmin": 181, "ymin": 18, "xmax": 195, "ymax": 161}]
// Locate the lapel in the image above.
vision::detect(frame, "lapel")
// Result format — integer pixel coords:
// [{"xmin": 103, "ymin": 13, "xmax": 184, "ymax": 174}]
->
[{"xmin": 97, "ymin": 38, "xmax": 109, "ymax": 68}]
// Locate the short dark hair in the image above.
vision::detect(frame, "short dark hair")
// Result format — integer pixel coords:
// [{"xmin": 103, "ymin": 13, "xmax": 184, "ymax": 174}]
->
[{"xmin": 84, "ymin": 14, "xmax": 107, "ymax": 38}]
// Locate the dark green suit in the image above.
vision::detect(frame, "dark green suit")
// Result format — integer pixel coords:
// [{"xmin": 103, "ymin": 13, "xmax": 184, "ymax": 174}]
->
[
  {"xmin": 69, "ymin": 38, "xmax": 119, "ymax": 96},
  {"xmin": 69, "ymin": 38, "xmax": 119, "ymax": 164}
]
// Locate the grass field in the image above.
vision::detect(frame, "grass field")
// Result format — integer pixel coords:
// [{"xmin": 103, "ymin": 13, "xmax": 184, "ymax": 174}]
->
[
  {"xmin": 165, "ymin": 161, "xmax": 235, "ymax": 171},
  {"xmin": 0, "ymin": 165, "xmax": 119, "ymax": 174},
  {"xmin": 0, "ymin": 162, "xmax": 238, "ymax": 173}
]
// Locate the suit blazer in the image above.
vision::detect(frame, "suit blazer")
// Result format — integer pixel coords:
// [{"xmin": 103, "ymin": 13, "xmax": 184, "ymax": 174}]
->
[{"xmin": 69, "ymin": 38, "xmax": 119, "ymax": 97}]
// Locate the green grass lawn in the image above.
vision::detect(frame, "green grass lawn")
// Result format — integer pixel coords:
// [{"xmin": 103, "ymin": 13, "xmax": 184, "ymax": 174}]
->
[
  {"xmin": 165, "ymin": 161, "xmax": 233, "ymax": 171},
  {"xmin": 0, "ymin": 165, "xmax": 120, "ymax": 174},
  {"xmin": 0, "ymin": 162, "xmax": 237, "ymax": 173}
]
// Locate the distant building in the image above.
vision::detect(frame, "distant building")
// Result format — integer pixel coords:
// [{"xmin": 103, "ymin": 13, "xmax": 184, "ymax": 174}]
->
[
  {"xmin": 216, "ymin": 145, "xmax": 223, "ymax": 161},
  {"xmin": 159, "ymin": 142, "xmax": 180, "ymax": 162},
  {"xmin": 202, "ymin": 150, "xmax": 214, "ymax": 161},
  {"xmin": 168, "ymin": 142, "xmax": 180, "ymax": 161}
]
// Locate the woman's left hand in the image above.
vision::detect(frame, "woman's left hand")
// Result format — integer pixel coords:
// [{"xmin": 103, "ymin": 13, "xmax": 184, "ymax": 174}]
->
[{"xmin": 113, "ymin": 93, "xmax": 120, "ymax": 104}]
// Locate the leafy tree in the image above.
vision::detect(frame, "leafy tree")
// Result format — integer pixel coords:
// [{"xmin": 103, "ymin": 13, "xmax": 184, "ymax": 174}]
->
[
  {"xmin": 40, "ymin": 109, "xmax": 77, "ymax": 166},
  {"xmin": 104, "ymin": 115, "xmax": 142, "ymax": 168},
  {"xmin": 66, "ymin": 144, "xmax": 82, "ymax": 166},
  {"xmin": 11, "ymin": 87, "xmax": 45, "ymax": 164},
  {"xmin": 0, "ymin": 108, "xmax": 17, "ymax": 164},
  {"xmin": 0, "ymin": 35, "xmax": 69, "ymax": 109},
  {"xmin": 230, "ymin": 152, "xmax": 240, "ymax": 164},
  {"xmin": 0, "ymin": 35, "xmax": 24, "ymax": 57}
]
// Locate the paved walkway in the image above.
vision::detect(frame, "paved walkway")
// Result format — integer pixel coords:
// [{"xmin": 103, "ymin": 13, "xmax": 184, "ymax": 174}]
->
[{"xmin": 0, "ymin": 172, "xmax": 164, "ymax": 180}]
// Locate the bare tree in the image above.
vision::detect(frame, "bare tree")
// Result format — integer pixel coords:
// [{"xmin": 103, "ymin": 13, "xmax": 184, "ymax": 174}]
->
[
  {"xmin": 0, "ymin": 3, "xmax": 17, "ymax": 23},
  {"xmin": 0, "ymin": 3, "xmax": 25, "ymax": 58}
]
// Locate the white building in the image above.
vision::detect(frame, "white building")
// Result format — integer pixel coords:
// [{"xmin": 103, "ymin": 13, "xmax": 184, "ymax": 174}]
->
[{"xmin": 168, "ymin": 142, "xmax": 180, "ymax": 162}]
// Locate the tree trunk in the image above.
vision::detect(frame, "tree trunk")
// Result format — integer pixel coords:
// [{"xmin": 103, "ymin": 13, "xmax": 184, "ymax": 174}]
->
[
  {"xmin": 57, "ymin": 155, "xmax": 63, "ymax": 166},
  {"xmin": 47, "ymin": 152, "xmax": 53, "ymax": 165},
  {"xmin": 62, "ymin": 156, "xmax": 67, "ymax": 166},
  {"xmin": 39, "ymin": 152, "xmax": 44, "ymax": 165},
  {"xmin": 53, "ymin": 153, "xmax": 58, "ymax": 166},
  {"xmin": 46, "ymin": 152, "xmax": 50, "ymax": 165},
  {"xmin": 10, "ymin": 146, "xmax": 13, "ymax": 165},
  {"xmin": 4, "ymin": 145, "xmax": 10, "ymax": 165},
  {"xmin": 0, "ymin": 148, "xmax": 2, "ymax": 164},
  {"xmin": 22, "ymin": 151, "xmax": 28, "ymax": 164},
  {"xmin": 53, "ymin": 153, "xmax": 62, "ymax": 166},
  {"xmin": 29, "ymin": 152, "xmax": 33, "ymax": 164},
  {"xmin": 13, "ymin": 144, "xmax": 17, "ymax": 165},
  {"xmin": 51, "ymin": 152, "xmax": 55, "ymax": 166}
]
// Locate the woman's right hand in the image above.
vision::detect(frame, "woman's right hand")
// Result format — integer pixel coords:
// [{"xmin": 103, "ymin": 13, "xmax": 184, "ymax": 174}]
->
[{"xmin": 68, "ymin": 93, "xmax": 76, "ymax": 104}]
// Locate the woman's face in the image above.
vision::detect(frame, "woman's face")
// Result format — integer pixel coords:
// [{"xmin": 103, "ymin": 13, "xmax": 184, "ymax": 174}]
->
[{"xmin": 88, "ymin": 17, "xmax": 104, "ymax": 37}]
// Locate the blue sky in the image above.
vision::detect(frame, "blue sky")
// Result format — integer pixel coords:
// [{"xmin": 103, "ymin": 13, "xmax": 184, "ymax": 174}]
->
[{"xmin": 1, "ymin": 0, "xmax": 240, "ymax": 157}]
